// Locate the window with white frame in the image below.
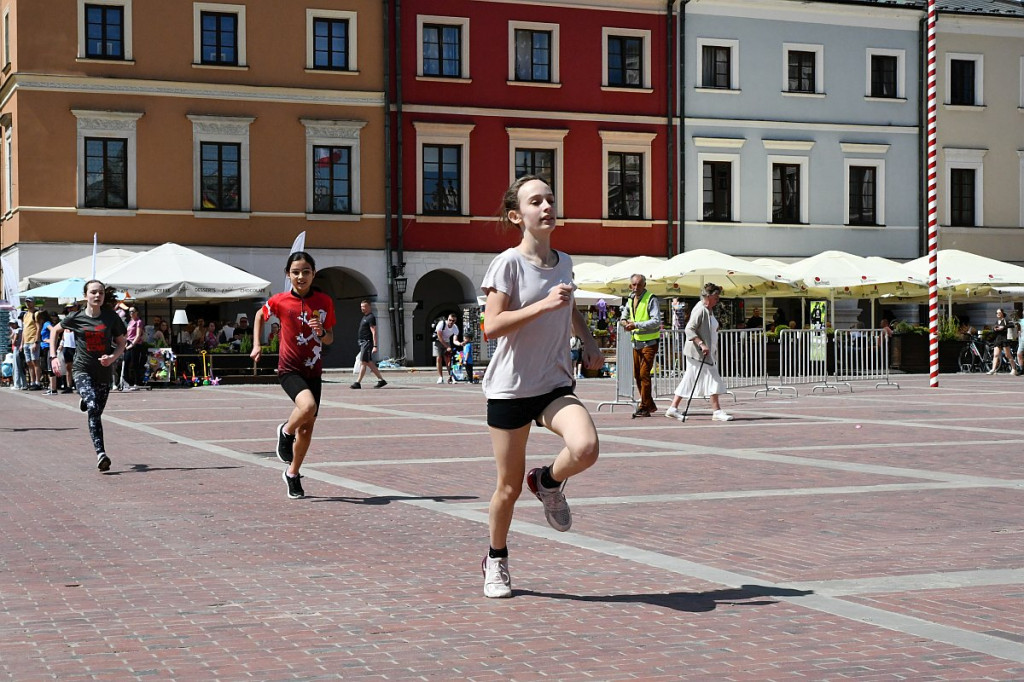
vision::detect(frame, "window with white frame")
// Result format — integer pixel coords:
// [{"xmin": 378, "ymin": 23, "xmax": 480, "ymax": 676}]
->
[
  {"xmin": 414, "ymin": 121, "xmax": 474, "ymax": 218},
  {"xmin": 507, "ymin": 128, "xmax": 567, "ymax": 216},
  {"xmin": 697, "ymin": 152, "xmax": 740, "ymax": 222},
  {"xmin": 766, "ymin": 155, "xmax": 809, "ymax": 224},
  {"xmin": 844, "ymin": 159, "xmax": 885, "ymax": 226},
  {"xmin": 696, "ymin": 38, "xmax": 739, "ymax": 91},
  {"xmin": 600, "ymin": 131, "xmax": 655, "ymax": 223},
  {"xmin": 78, "ymin": 0, "xmax": 133, "ymax": 61},
  {"xmin": 602, "ymin": 28, "xmax": 651, "ymax": 90},
  {"xmin": 866, "ymin": 48, "xmax": 905, "ymax": 99},
  {"xmin": 188, "ymin": 115, "xmax": 252, "ymax": 214},
  {"xmin": 72, "ymin": 110, "xmax": 141, "ymax": 213},
  {"xmin": 418, "ymin": 15, "xmax": 469, "ymax": 79},
  {"xmin": 194, "ymin": 3, "xmax": 246, "ymax": 67},
  {"xmin": 306, "ymin": 9, "xmax": 358, "ymax": 72},
  {"xmin": 946, "ymin": 53, "xmax": 983, "ymax": 106},
  {"xmin": 2, "ymin": 115, "xmax": 11, "ymax": 216},
  {"xmin": 302, "ymin": 119, "xmax": 365, "ymax": 217},
  {"xmin": 508, "ymin": 21, "xmax": 559, "ymax": 85},
  {"xmin": 944, "ymin": 148, "xmax": 985, "ymax": 227},
  {"xmin": 783, "ymin": 43, "xmax": 824, "ymax": 95},
  {"xmin": 2, "ymin": 10, "xmax": 9, "ymax": 69}
]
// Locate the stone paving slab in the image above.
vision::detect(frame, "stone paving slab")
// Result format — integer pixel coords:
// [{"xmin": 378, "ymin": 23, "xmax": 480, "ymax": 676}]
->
[{"xmin": 1, "ymin": 373, "xmax": 1023, "ymax": 680}]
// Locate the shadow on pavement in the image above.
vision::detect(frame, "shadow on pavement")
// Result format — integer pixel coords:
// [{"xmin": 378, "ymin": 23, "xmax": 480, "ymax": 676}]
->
[
  {"xmin": 311, "ymin": 494, "xmax": 478, "ymax": 505},
  {"xmin": 104, "ymin": 463, "xmax": 244, "ymax": 475},
  {"xmin": 516, "ymin": 584, "xmax": 813, "ymax": 612},
  {"xmin": 0, "ymin": 427, "xmax": 77, "ymax": 433}
]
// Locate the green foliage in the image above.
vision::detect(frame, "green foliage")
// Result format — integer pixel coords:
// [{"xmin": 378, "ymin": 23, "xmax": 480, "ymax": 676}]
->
[
  {"xmin": 937, "ymin": 316, "xmax": 962, "ymax": 342},
  {"xmin": 894, "ymin": 321, "xmax": 927, "ymax": 336}
]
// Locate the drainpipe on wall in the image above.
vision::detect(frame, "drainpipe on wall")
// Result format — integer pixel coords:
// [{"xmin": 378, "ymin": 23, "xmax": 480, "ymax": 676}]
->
[
  {"xmin": 678, "ymin": 1, "xmax": 687, "ymax": 255},
  {"xmin": 383, "ymin": 0, "xmax": 398, "ymax": 357},
  {"xmin": 666, "ymin": 0, "xmax": 675, "ymax": 256},
  {"xmin": 918, "ymin": 13, "xmax": 927, "ymax": 258},
  {"xmin": 395, "ymin": 0, "xmax": 405, "ymax": 277}
]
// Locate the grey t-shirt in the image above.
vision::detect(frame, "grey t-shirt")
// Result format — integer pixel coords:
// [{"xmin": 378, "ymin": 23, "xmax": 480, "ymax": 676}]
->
[{"xmin": 480, "ymin": 248, "xmax": 574, "ymax": 400}]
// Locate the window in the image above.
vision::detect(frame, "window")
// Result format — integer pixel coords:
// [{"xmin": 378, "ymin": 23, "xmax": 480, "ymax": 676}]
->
[
  {"xmin": 703, "ymin": 161, "xmax": 732, "ymax": 221},
  {"xmin": 507, "ymin": 128, "xmax": 567, "ymax": 216},
  {"xmin": 73, "ymin": 110, "xmax": 141, "ymax": 213},
  {"xmin": 703, "ymin": 45, "xmax": 730, "ymax": 89},
  {"xmin": 417, "ymin": 16, "xmax": 469, "ymax": 79},
  {"xmin": 423, "ymin": 24, "xmax": 460, "ymax": 77},
  {"xmin": 193, "ymin": 3, "xmax": 246, "ymax": 67},
  {"xmin": 783, "ymin": 43, "xmax": 823, "ymax": 95},
  {"xmin": 414, "ymin": 122, "xmax": 473, "ymax": 218},
  {"xmin": 866, "ymin": 49, "xmax": 905, "ymax": 100},
  {"xmin": 950, "ymin": 59, "xmax": 975, "ymax": 106},
  {"xmin": 944, "ymin": 147, "xmax": 985, "ymax": 227},
  {"xmin": 871, "ymin": 55, "xmax": 896, "ymax": 98},
  {"xmin": 200, "ymin": 142, "xmax": 240, "ymax": 211},
  {"xmin": 188, "ymin": 114, "xmax": 252, "ymax": 214},
  {"xmin": 848, "ymin": 166, "xmax": 877, "ymax": 226},
  {"xmin": 608, "ymin": 36, "xmax": 642, "ymax": 88},
  {"xmin": 2, "ymin": 116, "xmax": 11, "ymax": 216},
  {"xmin": 696, "ymin": 39, "xmax": 739, "ymax": 91},
  {"xmin": 84, "ymin": 4, "xmax": 124, "ymax": 59},
  {"xmin": 607, "ymin": 152, "xmax": 643, "ymax": 219},
  {"xmin": 84, "ymin": 138, "xmax": 127, "ymax": 209},
  {"xmin": 2, "ymin": 10, "xmax": 8, "ymax": 68},
  {"xmin": 508, "ymin": 21, "xmax": 559, "ymax": 85},
  {"xmin": 306, "ymin": 11, "xmax": 357, "ymax": 72},
  {"xmin": 422, "ymin": 145, "xmax": 461, "ymax": 215},
  {"xmin": 312, "ymin": 18, "xmax": 348, "ymax": 70},
  {"xmin": 77, "ymin": 0, "xmax": 132, "ymax": 61},
  {"xmin": 950, "ymin": 169, "xmax": 975, "ymax": 227},
  {"xmin": 600, "ymin": 131, "xmax": 655, "ymax": 224},
  {"xmin": 772, "ymin": 163, "xmax": 800, "ymax": 223},
  {"xmin": 302, "ymin": 119, "xmax": 365, "ymax": 218},
  {"xmin": 946, "ymin": 53, "xmax": 982, "ymax": 106},
  {"xmin": 515, "ymin": 149, "xmax": 555, "ymax": 193}
]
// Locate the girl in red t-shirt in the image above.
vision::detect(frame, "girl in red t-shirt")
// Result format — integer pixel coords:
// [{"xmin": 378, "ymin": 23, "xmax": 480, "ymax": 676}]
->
[{"xmin": 251, "ymin": 252, "xmax": 335, "ymax": 499}]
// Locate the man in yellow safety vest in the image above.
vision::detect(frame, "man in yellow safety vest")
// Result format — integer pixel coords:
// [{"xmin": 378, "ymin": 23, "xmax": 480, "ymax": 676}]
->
[{"xmin": 620, "ymin": 274, "xmax": 661, "ymax": 417}]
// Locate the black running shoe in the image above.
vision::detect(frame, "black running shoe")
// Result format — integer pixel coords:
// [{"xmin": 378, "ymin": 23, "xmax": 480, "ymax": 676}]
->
[
  {"xmin": 375, "ymin": 379, "xmax": 388, "ymax": 388},
  {"xmin": 276, "ymin": 423, "xmax": 294, "ymax": 463},
  {"xmin": 283, "ymin": 471, "xmax": 304, "ymax": 499},
  {"xmin": 80, "ymin": 399, "xmax": 87, "ymax": 412},
  {"xmin": 97, "ymin": 453, "xmax": 111, "ymax": 472},
  {"xmin": 350, "ymin": 382, "xmax": 361, "ymax": 389}
]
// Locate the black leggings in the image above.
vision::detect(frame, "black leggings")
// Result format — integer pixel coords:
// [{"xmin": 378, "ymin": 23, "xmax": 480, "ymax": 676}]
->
[{"xmin": 75, "ymin": 373, "xmax": 111, "ymax": 456}]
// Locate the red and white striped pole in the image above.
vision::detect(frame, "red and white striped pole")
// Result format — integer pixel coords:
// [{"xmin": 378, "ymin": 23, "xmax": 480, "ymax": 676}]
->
[{"xmin": 926, "ymin": 0, "xmax": 939, "ymax": 388}]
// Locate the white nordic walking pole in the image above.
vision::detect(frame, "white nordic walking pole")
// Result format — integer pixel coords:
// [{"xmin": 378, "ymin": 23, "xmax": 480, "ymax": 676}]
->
[{"xmin": 680, "ymin": 357, "xmax": 707, "ymax": 423}]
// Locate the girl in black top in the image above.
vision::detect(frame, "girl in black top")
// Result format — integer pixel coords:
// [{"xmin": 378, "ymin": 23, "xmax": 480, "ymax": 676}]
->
[{"xmin": 48, "ymin": 279, "xmax": 127, "ymax": 471}]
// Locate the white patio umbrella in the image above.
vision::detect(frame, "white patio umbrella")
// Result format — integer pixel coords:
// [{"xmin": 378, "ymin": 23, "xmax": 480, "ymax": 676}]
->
[
  {"xmin": 647, "ymin": 249, "xmax": 797, "ymax": 298},
  {"xmin": 19, "ymin": 277, "xmax": 89, "ymax": 303},
  {"xmin": 98, "ymin": 242, "xmax": 271, "ymax": 301},
  {"xmin": 573, "ymin": 255, "xmax": 664, "ymax": 296},
  {"xmin": 20, "ymin": 248, "xmax": 143, "ymax": 289},
  {"xmin": 904, "ymin": 249, "xmax": 1024, "ymax": 296}
]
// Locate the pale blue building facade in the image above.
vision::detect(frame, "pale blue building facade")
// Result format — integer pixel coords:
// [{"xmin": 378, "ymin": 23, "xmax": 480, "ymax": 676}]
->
[{"xmin": 681, "ymin": 0, "xmax": 924, "ymax": 259}]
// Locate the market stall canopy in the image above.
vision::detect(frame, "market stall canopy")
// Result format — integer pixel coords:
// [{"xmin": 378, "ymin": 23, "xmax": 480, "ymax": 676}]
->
[
  {"xmin": 647, "ymin": 249, "xmax": 798, "ymax": 298},
  {"xmin": 903, "ymin": 249, "xmax": 1024, "ymax": 296},
  {"xmin": 783, "ymin": 250, "xmax": 928, "ymax": 299},
  {"xmin": 573, "ymin": 255, "xmax": 665, "ymax": 296},
  {"xmin": 98, "ymin": 242, "xmax": 271, "ymax": 301},
  {"xmin": 20, "ymin": 248, "xmax": 143, "ymax": 289}
]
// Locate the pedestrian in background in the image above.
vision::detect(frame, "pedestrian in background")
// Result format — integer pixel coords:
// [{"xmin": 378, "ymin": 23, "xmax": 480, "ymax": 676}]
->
[
  {"xmin": 351, "ymin": 299, "xmax": 387, "ymax": 389},
  {"xmin": 620, "ymin": 274, "xmax": 661, "ymax": 417},
  {"xmin": 665, "ymin": 282, "xmax": 733, "ymax": 422}
]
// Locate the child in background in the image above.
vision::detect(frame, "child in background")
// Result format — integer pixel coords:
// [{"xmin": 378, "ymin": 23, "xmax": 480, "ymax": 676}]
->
[{"xmin": 463, "ymin": 332, "xmax": 476, "ymax": 383}]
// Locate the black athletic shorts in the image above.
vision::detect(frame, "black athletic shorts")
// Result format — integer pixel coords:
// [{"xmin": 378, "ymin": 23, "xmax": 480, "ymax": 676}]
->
[
  {"xmin": 280, "ymin": 372, "xmax": 323, "ymax": 415},
  {"xmin": 486, "ymin": 385, "xmax": 575, "ymax": 430}
]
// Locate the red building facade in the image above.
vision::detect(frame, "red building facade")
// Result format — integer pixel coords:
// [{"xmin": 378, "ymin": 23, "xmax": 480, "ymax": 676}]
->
[{"xmin": 390, "ymin": 0, "xmax": 674, "ymax": 258}]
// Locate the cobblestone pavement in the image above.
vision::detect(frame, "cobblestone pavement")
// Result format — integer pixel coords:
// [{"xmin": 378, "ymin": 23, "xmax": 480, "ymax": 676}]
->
[{"xmin": 2, "ymin": 370, "xmax": 1023, "ymax": 680}]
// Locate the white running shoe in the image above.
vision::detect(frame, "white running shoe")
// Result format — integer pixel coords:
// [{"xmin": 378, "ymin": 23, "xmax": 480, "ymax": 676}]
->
[
  {"xmin": 482, "ymin": 556, "xmax": 512, "ymax": 598},
  {"xmin": 664, "ymin": 407, "xmax": 685, "ymax": 422},
  {"xmin": 436, "ymin": 377, "xmax": 444, "ymax": 384},
  {"xmin": 712, "ymin": 410, "xmax": 734, "ymax": 422}
]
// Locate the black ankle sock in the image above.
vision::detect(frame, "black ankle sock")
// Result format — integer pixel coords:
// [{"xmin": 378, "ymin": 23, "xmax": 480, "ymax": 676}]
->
[
  {"xmin": 489, "ymin": 546, "xmax": 508, "ymax": 559},
  {"xmin": 540, "ymin": 465, "xmax": 561, "ymax": 489}
]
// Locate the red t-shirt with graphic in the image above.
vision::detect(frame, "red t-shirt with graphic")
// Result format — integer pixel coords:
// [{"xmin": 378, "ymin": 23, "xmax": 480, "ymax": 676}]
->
[{"xmin": 261, "ymin": 289, "xmax": 335, "ymax": 378}]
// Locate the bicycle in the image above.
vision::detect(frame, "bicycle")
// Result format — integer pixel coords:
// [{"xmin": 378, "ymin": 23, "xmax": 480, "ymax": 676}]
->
[{"xmin": 959, "ymin": 334, "xmax": 992, "ymax": 373}]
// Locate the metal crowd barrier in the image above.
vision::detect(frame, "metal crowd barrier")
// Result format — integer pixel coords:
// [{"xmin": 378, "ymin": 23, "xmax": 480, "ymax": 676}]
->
[
  {"xmin": 833, "ymin": 329, "xmax": 898, "ymax": 390},
  {"xmin": 597, "ymin": 337, "xmax": 637, "ymax": 413},
  {"xmin": 652, "ymin": 329, "xmax": 768, "ymax": 402}
]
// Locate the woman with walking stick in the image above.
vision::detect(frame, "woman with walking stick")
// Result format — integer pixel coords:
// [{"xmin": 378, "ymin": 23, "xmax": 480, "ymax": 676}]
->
[{"xmin": 664, "ymin": 282, "xmax": 733, "ymax": 422}]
